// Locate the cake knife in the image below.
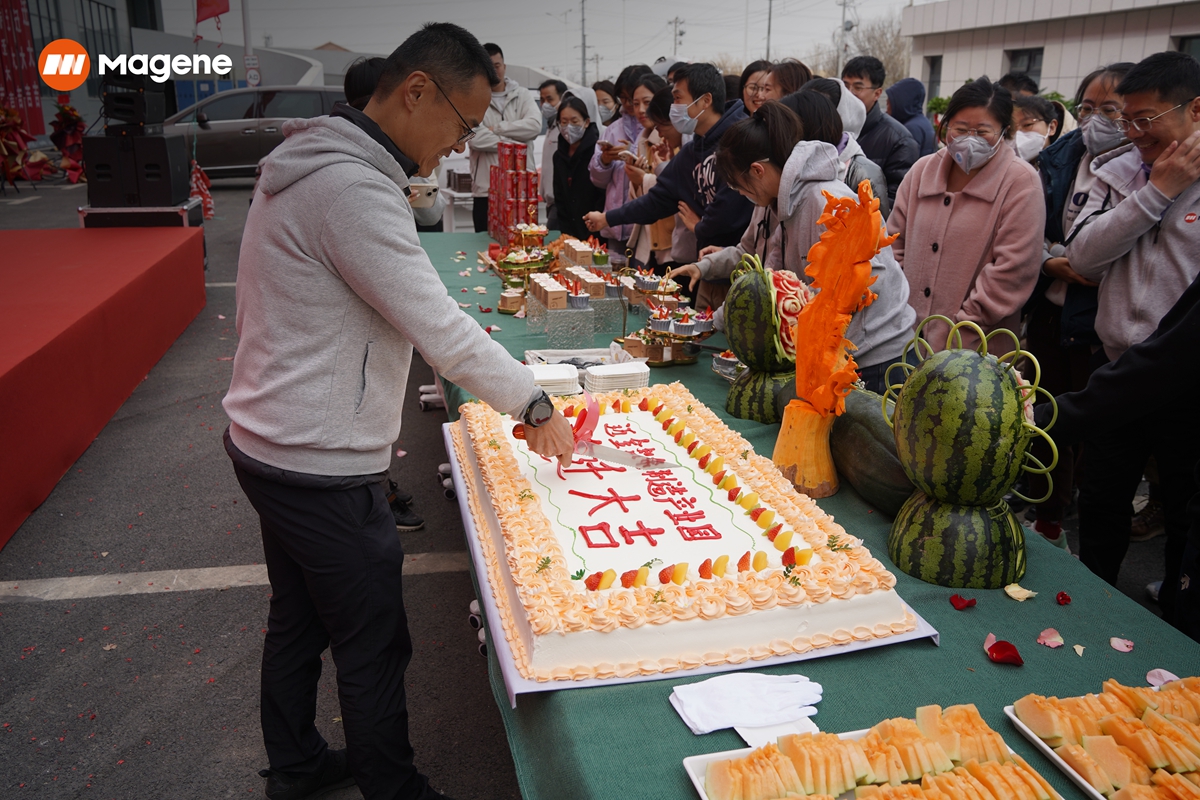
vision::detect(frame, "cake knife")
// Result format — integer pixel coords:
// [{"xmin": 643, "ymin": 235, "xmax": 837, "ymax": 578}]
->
[{"xmin": 511, "ymin": 425, "xmax": 680, "ymax": 471}]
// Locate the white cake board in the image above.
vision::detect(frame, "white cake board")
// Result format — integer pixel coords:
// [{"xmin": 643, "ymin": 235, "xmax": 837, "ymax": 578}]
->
[{"xmin": 442, "ymin": 422, "xmax": 939, "ymax": 709}]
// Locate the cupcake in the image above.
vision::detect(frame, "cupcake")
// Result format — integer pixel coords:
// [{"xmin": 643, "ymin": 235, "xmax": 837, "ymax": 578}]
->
[
  {"xmin": 693, "ymin": 306, "xmax": 714, "ymax": 333},
  {"xmin": 593, "ymin": 250, "xmax": 609, "ymax": 267},
  {"xmin": 672, "ymin": 312, "xmax": 695, "ymax": 337},
  {"xmin": 648, "ymin": 307, "xmax": 672, "ymax": 332},
  {"xmin": 568, "ymin": 292, "xmax": 590, "ymax": 309},
  {"xmin": 605, "ymin": 280, "xmax": 621, "ymax": 298}
]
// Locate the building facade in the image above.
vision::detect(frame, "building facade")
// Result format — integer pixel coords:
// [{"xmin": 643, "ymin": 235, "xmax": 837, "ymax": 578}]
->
[{"xmin": 902, "ymin": 0, "xmax": 1200, "ymax": 103}]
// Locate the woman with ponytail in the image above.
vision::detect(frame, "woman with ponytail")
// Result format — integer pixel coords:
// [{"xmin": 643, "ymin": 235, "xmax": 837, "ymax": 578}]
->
[{"xmin": 669, "ymin": 101, "xmax": 915, "ymax": 391}]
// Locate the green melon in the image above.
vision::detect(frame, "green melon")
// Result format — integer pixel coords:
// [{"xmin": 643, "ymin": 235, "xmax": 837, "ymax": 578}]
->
[
  {"xmin": 893, "ymin": 349, "xmax": 1030, "ymax": 506},
  {"xmin": 829, "ymin": 389, "xmax": 914, "ymax": 518},
  {"xmin": 888, "ymin": 491, "xmax": 1027, "ymax": 588}
]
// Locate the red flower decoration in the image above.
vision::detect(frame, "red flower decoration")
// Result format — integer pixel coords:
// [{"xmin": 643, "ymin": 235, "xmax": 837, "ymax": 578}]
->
[
  {"xmin": 949, "ymin": 594, "xmax": 977, "ymax": 611},
  {"xmin": 1056, "ymin": 591, "xmax": 1071, "ymax": 605},
  {"xmin": 984, "ymin": 634, "xmax": 1024, "ymax": 666}
]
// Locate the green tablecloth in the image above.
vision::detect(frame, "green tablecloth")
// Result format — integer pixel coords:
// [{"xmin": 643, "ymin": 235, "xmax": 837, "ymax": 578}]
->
[{"xmin": 420, "ymin": 232, "xmax": 1200, "ymax": 800}]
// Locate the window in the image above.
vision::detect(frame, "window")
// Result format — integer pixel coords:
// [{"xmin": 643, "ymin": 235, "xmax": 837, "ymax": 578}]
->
[
  {"xmin": 1006, "ymin": 48, "xmax": 1044, "ymax": 88},
  {"xmin": 925, "ymin": 55, "xmax": 943, "ymax": 102},
  {"xmin": 76, "ymin": 0, "xmax": 119, "ymax": 98},
  {"xmin": 1181, "ymin": 37, "xmax": 1200, "ymax": 61},
  {"xmin": 198, "ymin": 92, "xmax": 257, "ymax": 121},
  {"xmin": 28, "ymin": 0, "xmax": 62, "ymax": 97},
  {"xmin": 259, "ymin": 91, "xmax": 323, "ymax": 119}
]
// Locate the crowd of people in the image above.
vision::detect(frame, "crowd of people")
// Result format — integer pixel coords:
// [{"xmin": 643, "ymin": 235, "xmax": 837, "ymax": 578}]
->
[{"xmin": 465, "ymin": 47, "xmax": 1200, "ymax": 638}]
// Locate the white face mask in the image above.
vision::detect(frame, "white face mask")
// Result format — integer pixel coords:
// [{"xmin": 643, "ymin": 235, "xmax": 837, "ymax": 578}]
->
[
  {"xmin": 598, "ymin": 105, "xmax": 614, "ymax": 123},
  {"xmin": 1081, "ymin": 113, "xmax": 1127, "ymax": 157},
  {"xmin": 946, "ymin": 131, "xmax": 1006, "ymax": 174},
  {"xmin": 541, "ymin": 102, "xmax": 557, "ymax": 120},
  {"xmin": 670, "ymin": 97, "xmax": 702, "ymax": 135},
  {"xmin": 1014, "ymin": 129, "xmax": 1047, "ymax": 162},
  {"xmin": 564, "ymin": 123, "xmax": 587, "ymax": 144}
]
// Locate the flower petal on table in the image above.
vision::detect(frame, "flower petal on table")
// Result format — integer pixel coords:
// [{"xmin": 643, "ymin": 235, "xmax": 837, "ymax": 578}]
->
[
  {"xmin": 950, "ymin": 594, "xmax": 977, "ymax": 611},
  {"xmin": 986, "ymin": 640, "xmax": 1024, "ymax": 666},
  {"xmin": 1037, "ymin": 628, "xmax": 1064, "ymax": 648},
  {"xmin": 1073, "ymin": 644, "xmax": 1085, "ymax": 657},
  {"xmin": 1004, "ymin": 583, "xmax": 1037, "ymax": 602},
  {"xmin": 1110, "ymin": 637, "xmax": 1134, "ymax": 653},
  {"xmin": 984, "ymin": 632, "xmax": 997, "ymax": 653},
  {"xmin": 1147, "ymin": 669, "xmax": 1179, "ymax": 687}
]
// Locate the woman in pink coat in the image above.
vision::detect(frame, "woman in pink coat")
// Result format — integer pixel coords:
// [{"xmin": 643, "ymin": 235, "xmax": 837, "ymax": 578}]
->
[{"xmin": 887, "ymin": 77, "xmax": 1045, "ymax": 353}]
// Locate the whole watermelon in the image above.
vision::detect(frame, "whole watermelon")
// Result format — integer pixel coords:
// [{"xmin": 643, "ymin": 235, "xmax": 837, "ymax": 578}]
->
[
  {"xmin": 888, "ymin": 491, "xmax": 1027, "ymax": 588},
  {"xmin": 724, "ymin": 264, "xmax": 792, "ymax": 373},
  {"xmin": 829, "ymin": 389, "xmax": 914, "ymax": 518},
  {"xmin": 893, "ymin": 349, "xmax": 1031, "ymax": 506},
  {"xmin": 727, "ymin": 370, "xmax": 795, "ymax": 425}
]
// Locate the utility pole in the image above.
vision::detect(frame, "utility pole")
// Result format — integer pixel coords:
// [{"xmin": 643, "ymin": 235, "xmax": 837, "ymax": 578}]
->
[
  {"xmin": 580, "ymin": 0, "xmax": 587, "ymax": 84},
  {"xmin": 766, "ymin": 0, "xmax": 773, "ymax": 61},
  {"xmin": 743, "ymin": 0, "xmax": 749, "ymax": 61},
  {"xmin": 836, "ymin": 0, "xmax": 855, "ymax": 76},
  {"xmin": 592, "ymin": 52, "xmax": 601, "ymax": 81},
  {"xmin": 670, "ymin": 16, "xmax": 685, "ymax": 57},
  {"xmin": 242, "ymin": 0, "xmax": 253, "ymax": 57}
]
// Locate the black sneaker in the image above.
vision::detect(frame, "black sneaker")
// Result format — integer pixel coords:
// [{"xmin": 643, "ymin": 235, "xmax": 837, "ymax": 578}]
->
[
  {"xmin": 386, "ymin": 479, "xmax": 414, "ymax": 507},
  {"xmin": 259, "ymin": 748, "xmax": 355, "ymax": 800}
]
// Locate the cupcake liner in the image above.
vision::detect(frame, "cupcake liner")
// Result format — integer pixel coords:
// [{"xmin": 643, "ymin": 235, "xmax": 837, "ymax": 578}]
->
[
  {"xmin": 567, "ymin": 294, "xmax": 590, "ymax": 309},
  {"xmin": 648, "ymin": 318, "xmax": 672, "ymax": 332},
  {"xmin": 672, "ymin": 322, "xmax": 696, "ymax": 336}
]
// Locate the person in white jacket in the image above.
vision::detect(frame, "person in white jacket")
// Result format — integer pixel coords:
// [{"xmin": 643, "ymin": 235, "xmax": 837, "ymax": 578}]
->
[{"xmin": 467, "ymin": 43, "xmax": 541, "ymax": 231}]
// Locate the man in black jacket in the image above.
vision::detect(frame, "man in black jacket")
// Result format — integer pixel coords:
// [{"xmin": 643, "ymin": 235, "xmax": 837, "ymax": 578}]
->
[
  {"xmin": 1034, "ymin": 272, "xmax": 1200, "ymax": 641},
  {"xmin": 842, "ymin": 56, "xmax": 918, "ymax": 204}
]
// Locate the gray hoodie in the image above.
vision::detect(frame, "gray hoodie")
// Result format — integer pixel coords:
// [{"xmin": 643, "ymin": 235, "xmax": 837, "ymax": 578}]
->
[
  {"xmin": 468, "ymin": 77, "xmax": 542, "ymax": 196},
  {"xmin": 702, "ymin": 141, "xmax": 914, "ymax": 368},
  {"xmin": 1066, "ymin": 143, "xmax": 1200, "ymax": 360},
  {"xmin": 224, "ymin": 115, "xmax": 535, "ymax": 476}
]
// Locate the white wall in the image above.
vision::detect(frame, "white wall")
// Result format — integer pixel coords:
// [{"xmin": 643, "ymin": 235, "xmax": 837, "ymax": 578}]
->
[{"xmin": 905, "ymin": 0, "xmax": 1200, "ymax": 98}]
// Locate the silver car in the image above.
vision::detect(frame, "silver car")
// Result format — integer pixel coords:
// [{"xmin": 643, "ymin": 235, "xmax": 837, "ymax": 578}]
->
[{"xmin": 163, "ymin": 86, "xmax": 346, "ymax": 177}]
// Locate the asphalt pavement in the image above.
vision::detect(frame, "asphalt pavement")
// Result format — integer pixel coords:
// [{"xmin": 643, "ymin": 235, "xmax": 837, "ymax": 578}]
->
[
  {"xmin": 0, "ymin": 178, "xmax": 520, "ymax": 799},
  {"xmin": 0, "ymin": 173, "xmax": 1166, "ymax": 799}
]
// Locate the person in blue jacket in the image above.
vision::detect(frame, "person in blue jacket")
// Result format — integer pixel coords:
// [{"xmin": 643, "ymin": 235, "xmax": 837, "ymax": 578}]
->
[{"xmin": 885, "ymin": 77, "xmax": 937, "ymax": 158}]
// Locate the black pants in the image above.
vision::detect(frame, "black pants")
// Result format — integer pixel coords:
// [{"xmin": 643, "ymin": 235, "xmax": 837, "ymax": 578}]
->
[
  {"xmin": 233, "ymin": 466, "xmax": 428, "ymax": 800},
  {"xmin": 472, "ymin": 196, "xmax": 488, "ymax": 233},
  {"xmin": 1077, "ymin": 357, "xmax": 1198, "ymax": 623}
]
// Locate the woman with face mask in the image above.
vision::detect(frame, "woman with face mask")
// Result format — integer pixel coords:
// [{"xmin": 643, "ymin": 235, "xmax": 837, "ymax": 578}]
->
[
  {"xmin": 1022, "ymin": 63, "xmax": 1132, "ymax": 552},
  {"xmin": 671, "ymin": 102, "xmax": 915, "ymax": 390},
  {"xmin": 1012, "ymin": 94, "xmax": 1059, "ymax": 165},
  {"xmin": 887, "ymin": 76, "xmax": 1045, "ymax": 354},
  {"xmin": 553, "ymin": 96, "xmax": 606, "ymax": 241},
  {"xmin": 593, "ymin": 81, "xmax": 618, "ymax": 124}
]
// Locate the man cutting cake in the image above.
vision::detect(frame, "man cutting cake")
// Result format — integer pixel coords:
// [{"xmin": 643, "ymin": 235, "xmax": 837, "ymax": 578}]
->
[{"xmin": 221, "ymin": 22, "xmax": 573, "ymax": 800}]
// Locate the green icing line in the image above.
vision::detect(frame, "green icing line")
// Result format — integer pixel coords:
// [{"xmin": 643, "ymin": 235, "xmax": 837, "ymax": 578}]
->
[{"xmin": 516, "ymin": 444, "xmax": 587, "ymax": 572}]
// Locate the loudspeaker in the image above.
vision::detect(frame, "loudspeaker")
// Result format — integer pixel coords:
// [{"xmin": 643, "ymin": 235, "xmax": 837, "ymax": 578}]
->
[
  {"xmin": 102, "ymin": 89, "xmax": 166, "ymax": 125},
  {"xmin": 84, "ymin": 134, "xmax": 190, "ymax": 208},
  {"xmin": 133, "ymin": 134, "xmax": 189, "ymax": 206}
]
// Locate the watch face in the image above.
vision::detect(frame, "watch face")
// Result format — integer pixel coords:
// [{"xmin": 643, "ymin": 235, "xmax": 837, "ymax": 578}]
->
[{"xmin": 530, "ymin": 400, "xmax": 554, "ymax": 426}]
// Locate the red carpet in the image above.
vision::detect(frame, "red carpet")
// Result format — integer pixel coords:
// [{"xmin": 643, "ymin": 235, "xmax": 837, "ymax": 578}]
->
[{"xmin": 0, "ymin": 228, "xmax": 206, "ymax": 548}]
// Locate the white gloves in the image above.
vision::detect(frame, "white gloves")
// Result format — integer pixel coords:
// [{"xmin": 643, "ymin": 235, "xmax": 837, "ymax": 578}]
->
[{"xmin": 669, "ymin": 672, "xmax": 824, "ymax": 735}]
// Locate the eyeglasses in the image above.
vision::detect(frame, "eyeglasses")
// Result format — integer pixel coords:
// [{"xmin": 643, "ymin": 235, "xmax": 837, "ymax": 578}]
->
[
  {"xmin": 744, "ymin": 83, "xmax": 769, "ymax": 96},
  {"xmin": 948, "ymin": 125, "xmax": 1002, "ymax": 140},
  {"xmin": 430, "ymin": 77, "xmax": 476, "ymax": 144},
  {"xmin": 1077, "ymin": 103, "xmax": 1121, "ymax": 120},
  {"xmin": 1114, "ymin": 103, "xmax": 1184, "ymax": 133}
]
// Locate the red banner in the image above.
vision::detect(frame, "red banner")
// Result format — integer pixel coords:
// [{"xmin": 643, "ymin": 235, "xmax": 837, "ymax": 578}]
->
[
  {"xmin": 0, "ymin": 0, "xmax": 45, "ymax": 136},
  {"xmin": 196, "ymin": 0, "xmax": 230, "ymax": 24}
]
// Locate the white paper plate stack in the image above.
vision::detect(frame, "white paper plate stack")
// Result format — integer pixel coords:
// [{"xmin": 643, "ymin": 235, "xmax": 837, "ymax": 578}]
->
[
  {"xmin": 582, "ymin": 362, "xmax": 650, "ymax": 394},
  {"xmin": 527, "ymin": 363, "xmax": 582, "ymax": 396}
]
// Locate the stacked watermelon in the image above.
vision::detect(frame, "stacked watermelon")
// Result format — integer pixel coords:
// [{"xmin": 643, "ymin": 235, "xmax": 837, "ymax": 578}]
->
[
  {"xmin": 724, "ymin": 254, "xmax": 801, "ymax": 424},
  {"xmin": 884, "ymin": 319, "xmax": 1056, "ymax": 589}
]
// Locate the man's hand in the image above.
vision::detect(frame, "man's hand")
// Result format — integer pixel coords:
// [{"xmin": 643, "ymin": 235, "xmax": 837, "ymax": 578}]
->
[
  {"xmin": 677, "ymin": 201, "xmax": 700, "ymax": 232},
  {"xmin": 1043, "ymin": 257, "xmax": 1099, "ymax": 286},
  {"xmin": 583, "ymin": 211, "xmax": 608, "ymax": 233},
  {"xmin": 523, "ymin": 411, "xmax": 574, "ymax": 466},
  {"xmin": 1149, "ymin": 130, "xmax": 1200, "ymax": 200},
  {"xmin": 698, "ymin": 245, "xmax": 722, "ymax": 259},
  {"xmin": 669, "ymin": 263, "xmax": 702, "ymax": 290}
]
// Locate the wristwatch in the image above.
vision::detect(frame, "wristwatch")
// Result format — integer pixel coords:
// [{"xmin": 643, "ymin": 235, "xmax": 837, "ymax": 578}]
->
[{"xmin": 522, "ymin": 390, "xmax": 555, "ymax": 428}]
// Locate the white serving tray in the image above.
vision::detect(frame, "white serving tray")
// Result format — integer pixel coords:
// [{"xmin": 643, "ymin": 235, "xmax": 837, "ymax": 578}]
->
[
  {"xmin": 443, "ymin": 422, "xmax": 939, "ymax": 709},
  {"xmin": 1004, "ymin": 704, "xmax": 1105, "ymax": 800},
  {"xmin": 684, "ymin": 726, "xmax": 1024, "ymax": 800}
]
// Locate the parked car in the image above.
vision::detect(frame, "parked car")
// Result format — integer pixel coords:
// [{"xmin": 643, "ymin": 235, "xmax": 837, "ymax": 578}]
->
[{"xmin": 163, "ymin": 86, "xmax": 346, "ymax": 177}]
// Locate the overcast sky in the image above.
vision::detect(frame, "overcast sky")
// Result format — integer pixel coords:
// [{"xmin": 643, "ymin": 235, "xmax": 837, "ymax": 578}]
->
[{"xmin": 165, "ymin": 0, "xmax": 915, "ymax": 83}]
